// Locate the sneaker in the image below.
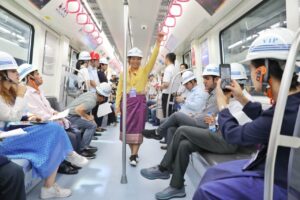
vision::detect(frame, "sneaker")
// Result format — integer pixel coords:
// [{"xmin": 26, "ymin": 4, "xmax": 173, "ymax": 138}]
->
[
  {"xmin": 65, "ymin": 152, "xmax": 88, "ymax": 167},
  {"xmin": 160, "ymin": 140, "xmax": 167, "ymax": 144},
  {"xmin": 142, "ymin": 129, "xmax": 162, "ymax": 140},
  {"xmin": 40, "ymin": 183, "xmax": 72, "ymax": 199},
  {"xmin": 129, "ymin": 155, "xmax": 137, "ymax": 167},
  {"xmin": 140, "ymin": 166, "xmax": 170, "ymax": 180},
  {"xmin": 155, "ymin": 186, "xmax": 186, "ymax": 200},
  {"xmin": 160, "ymin": 145, "xmax": 167, "ymax": 150}
]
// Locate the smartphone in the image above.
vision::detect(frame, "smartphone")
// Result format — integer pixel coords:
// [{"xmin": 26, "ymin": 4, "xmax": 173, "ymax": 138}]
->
[{"xmin": 220, "ymin": 64, "xmax": 231, "ymax": 92}]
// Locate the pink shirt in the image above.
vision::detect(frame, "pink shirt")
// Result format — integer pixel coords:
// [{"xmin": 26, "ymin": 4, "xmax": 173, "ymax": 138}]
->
[{"xmin": 24, "ymin": 86, "xmax": 56, "ymax": 121}]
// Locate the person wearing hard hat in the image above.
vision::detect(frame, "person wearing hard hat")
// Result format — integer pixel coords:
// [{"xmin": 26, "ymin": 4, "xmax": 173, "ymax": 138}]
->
[
  {"xmin": 141, "ymin": 63, "xmax": 254, "ymax": 200},
  {"xmin": 88, "ymin": 51, "xmax": 101, "ymax": 92},
  {"xmin": 18, "ymin": 63, "xmax": 90, "ymax": 173},
  {"xmin": 142, "ymin": 64, "xmax": 219, "ymax": 141},
  {"xmin": 75, "ymin": 51, "xmax": 92, "ymax": 91},
  {"xmin": 98, "ymin": 57, "xmax": 109, "ymax": 83},
  {"xmin": 67, "ymin": 82, "xmax": 112, "ymax": 159},
  {"xmin": 92, "ymin": 57, "xmax": 110, "ymax": 132},
  {"xmin": 0, "ymin": 52, "xmax": 88, "ymax": 199},
  {"xmin": 116, "ymin": 32, "xmax": 164, "ymax": 166},
  {"xmin": 194, "ymin": 28, "xmax": 300, "ymax": 200}
]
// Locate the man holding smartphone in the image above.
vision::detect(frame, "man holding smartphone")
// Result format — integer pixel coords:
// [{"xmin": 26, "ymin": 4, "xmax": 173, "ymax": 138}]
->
[{"xmin": 141, "ymin": 63, "xmax": 251, "ymax": 200}]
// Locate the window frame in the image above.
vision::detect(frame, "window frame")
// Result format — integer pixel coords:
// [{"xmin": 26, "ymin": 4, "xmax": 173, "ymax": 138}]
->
[
  {"xmin": 0, "ymin": 6, "xmax": 35, "ymax": 64},
  {"xmin": 219, "ymin": 0, "xmax": 285, "ymax": 64}
]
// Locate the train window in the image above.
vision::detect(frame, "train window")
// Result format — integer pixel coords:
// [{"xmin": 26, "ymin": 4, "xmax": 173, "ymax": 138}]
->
[
  {"xmin": 220, "ymin": 0, "xmax": 286, "ymax": 64},
  {"xmin": 0, "ymin": 7, "xmax": 34, "ymax": 65}
]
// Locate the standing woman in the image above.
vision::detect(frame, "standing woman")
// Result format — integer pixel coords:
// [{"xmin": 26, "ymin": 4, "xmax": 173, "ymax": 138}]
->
[{"xmin": 116, "ymin": 32, "xmax": 164, "ymax": 166}]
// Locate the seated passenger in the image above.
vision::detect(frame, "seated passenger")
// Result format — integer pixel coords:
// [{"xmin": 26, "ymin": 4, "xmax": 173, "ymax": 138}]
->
[
  {"xmin": 18, "ymin": 64, "xmax": 84, "ymax": 174},
  {"xmin": 193, "ymin": 28, "xmax": 300, "ymax": 200},
  {"xmin": 67, "ymin": 82, "xmax": 112, "ymax": 159},
  {"xmin": 0, "ymin": 51, "xmax": 88, "ymax": 199},
  {"xmin": 142, "ymin": 64, "xmax": 217, "ymax": 142},
  {"xmin": 0, "ymin": 155, "xmax": 25, "ymax": 200},
  {"xmin": 175, "ymin": 71, "xmax": 208, "ymax": 115},
  {"xmin": 140, "ymin": 63, "xmax": 251, "ymax": 200}
]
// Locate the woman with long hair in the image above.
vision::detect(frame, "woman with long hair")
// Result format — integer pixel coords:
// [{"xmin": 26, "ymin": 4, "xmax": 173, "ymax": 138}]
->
[{"xmin": 0, "ymin": 51, "xmax": 88, "ymax": 199}]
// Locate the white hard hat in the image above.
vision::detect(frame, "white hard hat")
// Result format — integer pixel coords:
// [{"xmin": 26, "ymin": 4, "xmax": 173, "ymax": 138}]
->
[
  {"xmin": 230, "ymin": 63, "xmax": 248, "ymax": 80},
  {"xmin": 96, "ymin": 82, "xmax": 111, "ymax": 97},
  {"xmin": 78, "ymin": 51, "xmax": 91, "ymax": 61},
  {"xmin": 99, "ymin": 57, "xmax": 109, "ymax": 64},
  {"xmin": 243, "ymin": 28, "xmax": 300, "ymax": 63},
  {"xmin": 202, "ymin": 64, "xmax": 220, "ymax": 76},
  {"xmin": 18, "ymin": 64, "xmax": 39, "ymax": 81},
  {"xmin": 111, "ymin": 71, "xmax": 117, "ymax": 76},
  {"xmin": 127, "ymin": 47, "xmax": 143, "ymax": 58},
  {"xmin": 0, "ymin": 51, "xmax": 18, "ymax": 71},
  {"xmin": 182, "ymin": 71, "xmax": 196, "ymax": 85}
]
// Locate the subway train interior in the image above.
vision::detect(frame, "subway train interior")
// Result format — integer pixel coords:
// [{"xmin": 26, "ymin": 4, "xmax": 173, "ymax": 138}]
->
[{"xmin": 0, "ymin": 0, "xmax": 300, "ymax": 199}]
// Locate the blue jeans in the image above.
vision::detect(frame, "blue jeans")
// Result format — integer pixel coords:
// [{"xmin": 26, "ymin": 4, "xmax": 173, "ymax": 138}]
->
[{"xmin": 68, "ymin": 115, "xmax": 96, "ymax": 151}]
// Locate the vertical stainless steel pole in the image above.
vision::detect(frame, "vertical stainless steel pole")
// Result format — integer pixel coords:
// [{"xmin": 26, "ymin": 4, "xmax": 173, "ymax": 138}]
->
[{"xmin": 121, "ymin": 0, "xmax": 128, "ymax": 184}]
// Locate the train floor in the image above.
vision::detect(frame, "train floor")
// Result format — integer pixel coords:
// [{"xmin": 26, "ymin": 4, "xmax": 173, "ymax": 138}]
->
[{"xmin": 26, "ymin": 123, "xmax": 197, "ymax": 200}]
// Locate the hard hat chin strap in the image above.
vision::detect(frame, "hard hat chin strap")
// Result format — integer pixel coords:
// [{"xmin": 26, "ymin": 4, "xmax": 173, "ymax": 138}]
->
[
  {"xmin": 262, "ymin": 59, "xmax": 270, "ymax": 91},
  {"xmin": 263, "ymin": 59, "xmax": 275, "ymax": 104}
]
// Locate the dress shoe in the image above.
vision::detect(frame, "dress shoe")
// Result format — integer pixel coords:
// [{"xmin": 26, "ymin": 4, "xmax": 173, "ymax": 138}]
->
[
  {"xmin": 65, "ymin": 161, "xmax": 82, "ymax": 170},
  {"xmin": 96, "ymin": 127, "xmax": 107, "ymax": 132},
  {"xmin": 94, "ymin": 132, "xmax": 102, "ymax": 137},
  {"xmin": 84, "ymin": 146, "xmax": 98, "ymax": 154},
  {"xmin": 92, "ymin": 136, "xmax": 98, "ymax": 140},
  {"xmin": 80, "ymin": 150, "xmax": 96, "ymax": 159},
  {"xmin": 58, "ymin": 163, "xmax": 78, "ymax": 175},
  {"xmin": 142, "ymin": 129, "xmax": 163, "ymax": 140},
  {"xmin": 87, "ymin": 145, "xmax": 98, "ymax": 150}
]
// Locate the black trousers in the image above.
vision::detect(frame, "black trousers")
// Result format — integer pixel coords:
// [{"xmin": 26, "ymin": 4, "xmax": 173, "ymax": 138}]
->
[
  {"xmin": 162, "ymin": 93, "xmax": 174, "ymax": 118},
  {"xmin": 0, "ymin": 161, "xmax": 26, "ymax": 200},
  {"xmin": 92, "ymin": 105, "xmax": 103, "ymax": 127}
]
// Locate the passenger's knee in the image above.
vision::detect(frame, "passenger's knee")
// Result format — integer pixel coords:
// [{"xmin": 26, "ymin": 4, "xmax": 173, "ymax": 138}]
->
[
  {"xmin": 178, "ymin": 140, "xmax": 192, "ymax": 152},
  {"xmin": 89, "ymin": 122, "xmax": 97, "ymax": 130},
  {"xmin": 9, "ymin": 162, "xmax": 24, "ymax": 183},
  {"xmin": 193, "ymin": 183, "xmax": 213, "ymax": 200}
]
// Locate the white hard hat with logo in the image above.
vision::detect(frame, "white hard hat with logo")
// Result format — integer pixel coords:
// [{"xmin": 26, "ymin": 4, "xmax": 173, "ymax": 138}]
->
[
  {"xmin": 202, "ymin": 64, "xmax": 220, "ymax": 76},
  {"xmin": 230, "ymin": 63, "xmax": 248, "ymax": 80},
  {"xmin": 182, "ymin": 71, "xmax": 196, "ymax": 84},
  {"xmin": 127, "ymin": 47, "xmax": 143, "ymax": 58},
  {"xmin": 243, "ymin": 28, "xmax": 300, "ymax": 64},
  {"xmin": 0, "ymin": 51, "xmax": 18, "ymax": 71},
  {"xmin": 78, "ymin": 51, "xmax": 91, "ymax": 61},
  {"xmin": 96, "ymin": 82, "xmax": 112, "ymax": 97},
  {"xmin": 18, "ymin": 64, "xmax": 39, "ymax": 81},
  {"xmin": 100, "ymin": 57, "xmax": 109, "ymax": 64}
]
